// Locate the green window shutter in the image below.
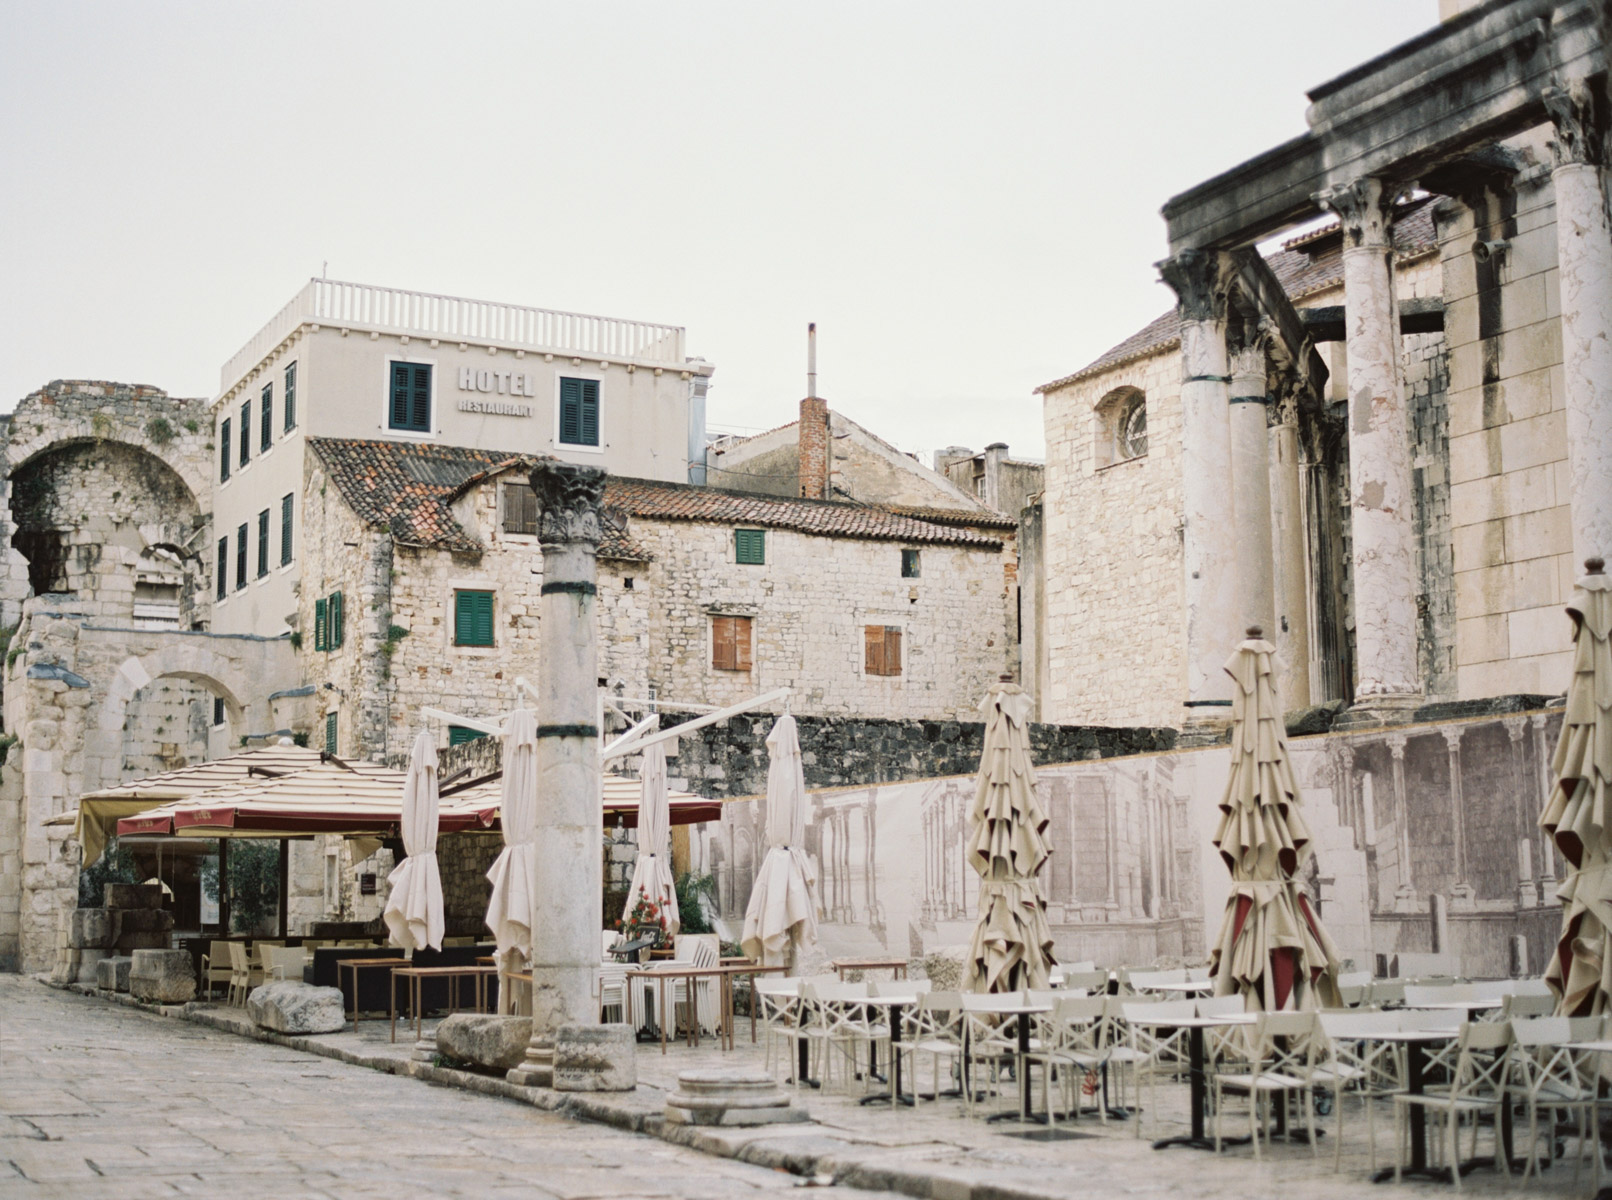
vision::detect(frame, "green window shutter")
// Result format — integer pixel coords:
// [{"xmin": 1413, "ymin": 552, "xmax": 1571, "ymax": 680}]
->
[
  {"xmin": 559, "ymin": 378, "xmax": 582, "ymax": 444},
  {"xmin": 256, "ymin": 510, "xmax": 269, "ymax": 577},
  {"xmin": 216, "ymin": 537, "xmax": 227, "ymax": 601},
  {"xmin": 239, "ymin": 400, "xmax": 251, "ymax": 466},
  {"xmin": 390, "ymin": 363, "xmax": 412, "ymax": 429},
  {"xmin": 448, "ymin": 725, "xmax": 485, "ymax": 747},
  {"xmin": 579, "ymin": 379, "xmax": 599, "ymax": 445},
  {"xmin": 314, "ymin": 598, "xmax": 326, "ymax": 652},
  {"xmin": 280, "ymin": 494, "xmax": 294, "ymax": 566},
  {"xmin": 235, "ymin": 523, "xmax": 247, "ymax": 589},
  {"xmin": 260, "ymin": 384, "xmax": 273, "ymax": 451},
  {"xmin": 455, "ymin": 590, "xmax": 494, "ymax": 646},
  {"xmin": 325, "ymin": 711, "xmax": 338, "ymax": 754},
  {"xmin": 284, "ymin": 362, "xmax": 296, "ymax": 430},
  {"xmin": 329, "ymin": 591, "xmax": 344, "ymax": 649},
  {"xmin": 410, "ymin": 365, "xmax": 431, "ymax": 430},
  {"xmin": 735, "ymin": 529, "xmax": 765, "ymax": 565},
  {"xmin": 220, "ymin": 420, "xmax": 231, "ymax": 482}
]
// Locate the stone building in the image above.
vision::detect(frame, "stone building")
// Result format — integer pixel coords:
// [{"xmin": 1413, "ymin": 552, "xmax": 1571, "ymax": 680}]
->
[
  {"xmin": 298, "ymin": 438, "xmax": 1021, "ymax": 759},
  {"xmin": 1035, "ymin": 0, "xmax": 1610, "ymax": 739},
  {"xmin": 934, "ymin": 443, "xmax": 1045, "ymax": 520},
  {"xmin": 209, "ymin": 277, "xmax": 713, "ymax": 639}
]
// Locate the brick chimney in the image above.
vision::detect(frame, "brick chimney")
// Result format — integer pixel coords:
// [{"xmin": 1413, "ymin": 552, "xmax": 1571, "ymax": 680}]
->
[{"xmin": 799, "ymin": 396, "xmax": 829, "ymax": 499}]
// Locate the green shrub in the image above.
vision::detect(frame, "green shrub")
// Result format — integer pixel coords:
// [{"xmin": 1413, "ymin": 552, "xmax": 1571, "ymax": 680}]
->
[
  {"xmin": 144, "ymin": 417, "xmax": 174, "ymax": 444},
  {"xmin": 674, "ymin": 871, "xmax": 716, "ymax": 934}
]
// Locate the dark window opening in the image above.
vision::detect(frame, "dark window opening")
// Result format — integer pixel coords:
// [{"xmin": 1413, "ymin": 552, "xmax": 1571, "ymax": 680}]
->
[
  {"xmin": 503, "ymin": 482, "xmax": 538, "ymax": 535},
  {"xmin": 14, "ymin": 530, "xmax": 72, "ymax": 596},
  {"xmin": 901, "ymin": 549, "xmax": 921, "ymax": 578}
]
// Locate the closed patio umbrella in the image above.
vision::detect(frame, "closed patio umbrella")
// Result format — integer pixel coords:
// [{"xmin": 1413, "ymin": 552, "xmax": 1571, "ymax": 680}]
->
[
  {"xmin": 964, "ymin": 678, "xmax": 1056, "ymax": 993},
  {"xmin": 622, "ymin": 741, "xmax": 679, "ymax": 936},
  {"xmin": 1208, "ymin": 628, "xmax": 1341, "ymax": 1010},
  {"xmin": 741, "ymin": 714, "xmax": 819, "ymax": 970},
  {"xmin": 485, "ymin": 708, "xmax": 538, "ymax": 1012},
  {"xmin": 1542, "ymin": 558, "xmax": 1612, "ymax": 1016},
  {"xmin": 383, "ymin": 731, "xmax": 444, "ymax": 953}
]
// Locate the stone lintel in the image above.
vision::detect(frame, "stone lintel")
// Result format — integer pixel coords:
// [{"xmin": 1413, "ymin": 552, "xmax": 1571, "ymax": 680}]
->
[{"xmin": 1302, "ymin": 297, "xmax": 1446, "ymax": 343}]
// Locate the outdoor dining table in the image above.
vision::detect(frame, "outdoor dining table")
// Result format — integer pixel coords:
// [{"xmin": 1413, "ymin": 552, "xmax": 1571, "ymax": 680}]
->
[
  {"xmin": 335, "ymin": 957, "xmax": 408, "ymax": 1031},
  {"xmin": 390, "ymin": 964, "xmax": 498, "ymax": 1044},
  {"xmin": 627, "ymin": 963, "xmax": 788, "ymax": 1053},
  {"xmin": 970, "ymin": 999, "xmax": 1052, "ymax": 1122},
  {"xmin": 1146, "ymin": 980, "xmax": 1214, "ymax": 996},
  {"xmin": 831, "ymin": 956, "xmax": 909, "ymax": 981},
  {"xmin": 1147, "ymin": 1012, "xmax": 1256, "ymax": 1151},
  {"xmin": 1365, "ymin": 1026, "xmax": 1469, "ymax": 1183},
  {"xmin": 856, "ymin": 993, "xmax": 921, "ymax": 1106}
]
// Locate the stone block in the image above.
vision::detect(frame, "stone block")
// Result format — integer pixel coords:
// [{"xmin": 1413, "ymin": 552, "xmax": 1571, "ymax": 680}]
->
[
  {"xmin": 246, "ymin": 981, "xmax": 347, "ymax": 1034},
  {"xmin": 127, "ymin": 949, "xmax": 195, "ymax": 1003},
  {"xmin": 68, "ymin": 908, "xmax": 114, "ymax": 949},
  {"xmin": 436, "ymin": 1013, "xmax": 533, "ymax": 1071},
  {"xmin": 114, "ymin": 929, "xmax": 171, "ymax": 952},
  {"xmin": 49, "ymin": 948, "xmax": 79, "ymax": 986},
  {"xmin": 104, "ymin": 883, "xmax": 164, "ymax": 910},
  {"xmin": 115, "ymin": 908, "xmax": 174, "ymax": 934},
  {"xmin": 74, "ymin": 947, "xmax": 111, "ymax": 984},
  {"xmin": 552, "ymin": 1024, "xmax": 635, "ymax": 1092},
  {"xmin": 95, "ymin": 955, "xmax": 133, "ymax": 992},
  {"xmin": 664, "ymin": 1068, "xmax": 809, "ymax": 1126}
]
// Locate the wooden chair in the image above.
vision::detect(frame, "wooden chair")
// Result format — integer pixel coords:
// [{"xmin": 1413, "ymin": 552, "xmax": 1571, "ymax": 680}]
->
[
  {"xmin": 226, "ymin": 941, "xmax": 255, "ymax": 1006},
  {"xmin": 199, "ymin": 940, "xmax": 233, "ymax": 1000}
]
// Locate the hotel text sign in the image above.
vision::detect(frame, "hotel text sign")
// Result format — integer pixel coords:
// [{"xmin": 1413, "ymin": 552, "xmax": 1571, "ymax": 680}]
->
[{"xmin": 458, "ymin": 366, "xmax": 534, "ymax": 417}]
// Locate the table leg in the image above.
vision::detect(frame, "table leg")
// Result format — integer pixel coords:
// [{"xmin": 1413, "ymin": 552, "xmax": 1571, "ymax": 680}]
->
[
  {"xmin": 749, "ymin": 973, "xmax": 758, "ymax": 1044},
  {"xmin": 892, "ymin": 1003, "xmax": 904, "ymax": 1101},
  {"xmin": 1374, "ymin": 1039, "xmax": 1429, "ymax": 1183},
  {"xmin": 389, "ymin": 972, "xmax": 397, "ymax": 1044},
  {"xmin": 659, "ymin": 978, "xmax": 668, "ymax": 1055}
]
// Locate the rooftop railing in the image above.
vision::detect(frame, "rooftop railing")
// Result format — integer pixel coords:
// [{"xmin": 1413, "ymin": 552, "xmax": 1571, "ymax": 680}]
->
[{"xmin": 220, "ymin": 278, "xmax": 686, "ymax": 394}]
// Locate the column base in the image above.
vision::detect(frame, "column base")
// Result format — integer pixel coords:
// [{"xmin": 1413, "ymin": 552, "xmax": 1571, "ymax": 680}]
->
[
  {"xmin": 506, "ymin": 1037, "xmax": 554, "ymax": 1088},
  {"xmin": 1392, "ymin": 886, "xmax": 1419, "ymax": 915},
  {"xmin": 1332, "ymin": 694, "xmax": 1422, "ymax": 732}
]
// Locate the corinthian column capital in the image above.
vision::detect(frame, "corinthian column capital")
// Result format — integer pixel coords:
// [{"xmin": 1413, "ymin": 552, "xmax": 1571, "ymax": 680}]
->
[
  {"xmin": 529, "ymin": 460, "xmax": 606, "ymax": 548},
  {"xmin": 1157, "ymin": 248, "xmax": 1228, "ymax": 324},
  {"xmin": 1543, "ymin": 77, "xmax": 1606, "ymax": 169},
  {"xmin": 1314, "ymin": 176, "xmax": 1392, "ymax": 249}
]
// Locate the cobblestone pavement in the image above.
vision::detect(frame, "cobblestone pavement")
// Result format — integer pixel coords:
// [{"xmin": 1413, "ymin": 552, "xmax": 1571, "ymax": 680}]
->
[{"xmin": 0, "ymin": 977, "xmax": 883, "ymax": 1199}]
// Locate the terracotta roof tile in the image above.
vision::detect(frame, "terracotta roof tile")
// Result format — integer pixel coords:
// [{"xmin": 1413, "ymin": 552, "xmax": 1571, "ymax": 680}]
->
[{"xmin": 1036, "ymin": 197, "xmax": 1441, "ymax": 393}]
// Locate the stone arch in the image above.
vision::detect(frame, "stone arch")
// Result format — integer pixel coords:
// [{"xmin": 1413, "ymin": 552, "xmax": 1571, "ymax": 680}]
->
[{"xmin": 1093, "ymin": 385, "xmax": 1147, "ymax": 469}]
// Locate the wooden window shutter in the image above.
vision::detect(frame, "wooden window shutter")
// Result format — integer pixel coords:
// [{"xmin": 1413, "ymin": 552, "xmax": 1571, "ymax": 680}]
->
[
  {"xmin": 883, "ymin": 626, "xmax": 902, "ymax": 676},
  {"xmin": 411, "ymin": 364, "xmax": 431, "ymax": 430},
  {"xmin": 560, "ymin": 378, "xmax": 582, "ymax": 444},
  {"xmin": 455, "ymin": 590, "xmax": 494, "ymax": 646},
  {"xmin": 475, "ymin": 592, "xmax": 492, "ymax": 645},
  {"xmin": 328, "ymin": 591, "xmax": 344, "ymax": 649},
  {"xmin": 260, "ymin": 385, "xmax": 273, "ymax": 451},
  {"xmin": 734, "ymin": 616, "xmax": 753, "ymax": 672},
  {"xmin": 325, "ymin": 710, "xmax": 337, "ymax": 754},
  {"xmin": 712, "ymin": 615, "xmax": 735, "ymax": 671},
  {"xmin": 864, "ymin": 624, "xmax": 883, "ymax": 674},
  {"xmin": 390, "ymin": 363, "xmax": 412, "ymax": 429},
  {"xmin": 281, "ymin": 494, "xmax": 294, "ymax": 565},
  {"xmin": 216, "ymin": 537, "xmax": 227, "ymax": 601},
  {"xmin": 220, "ymin": 420, "xmax": 231, "ymax": 482},
  {"xmin": 448, "ymin": 725, "xmax": 484, "ymax": 746},
  {"xmin": 256, "ymin": 510, "xmax": 269, "ymax": 577},
  {"xmin": 734, "ymin": 529, "xmax": 765, "ymax": 564},
  {"xmin": 284, "ymin": 362, "xmax": 296, "ymax": 430},
  {"xmin": 239, "ymin": 400, "xmax": 251, "ymax": 465},
  {"xmin": 579, "ymin": 379, "xmax": 599, "ymax": 445},
  {"xmin": 314, "ymin": 598, "xmax": 327, "ymax": 652}
]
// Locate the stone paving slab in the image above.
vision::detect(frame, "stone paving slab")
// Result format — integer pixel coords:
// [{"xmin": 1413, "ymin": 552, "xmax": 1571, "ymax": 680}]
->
[{"xmin": 13, "ymin": 976, "xmax": 1597, "ymax": 1199}]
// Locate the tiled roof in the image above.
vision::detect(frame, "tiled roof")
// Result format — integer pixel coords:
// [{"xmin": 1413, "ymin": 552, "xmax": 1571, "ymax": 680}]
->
[
  {"xmin": 310, "ymin": 439, "xmax": 1000, "ymax": 555},
  {"xmin": 605, "ymin": 477, "xmax": 1005, "ymax": 548},
  {"xmin": 1036, "ymin": 197, "xmax": 1441, "ymax": 393},
  {"xmin": 308, "ymin": 439, "xmax": 650, "ymax": 560},
  {"xmin": 882, "ymin": 503, "xmax": 1018, "ymax": 531}
]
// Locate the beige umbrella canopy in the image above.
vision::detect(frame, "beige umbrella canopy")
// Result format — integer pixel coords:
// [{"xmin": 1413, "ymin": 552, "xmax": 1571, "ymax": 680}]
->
[
  {"xmin": 1542, "ymin": 558, "xmax": 1612, "ymax": 1016},
  {"xmin": 383, "ymin": 731, "xmax": 445, "ymax": 953},
  {"xmin": 741, "ymin": 714, "xmax": 819, "ymax": 969},
  {"xmin": 964, "ymin": 679, "xmax": 1056, "ymax": 994},
  {"xmin": 485, "ymin": 708, "xmax": 538, "ymax": 1012},
  {"xmin": 1208, "ymin": 629, "xmax": 1341, "ymax": 1011},
  {"xmin": 623, "ymin": 741, "xmax": 679, "ymax": 936}
]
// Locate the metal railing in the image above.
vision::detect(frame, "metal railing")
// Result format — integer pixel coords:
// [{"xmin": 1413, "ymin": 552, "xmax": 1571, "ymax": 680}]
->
[{"xmin": 220, "ymin": 278, "xmax": 686, "ymax": 393}]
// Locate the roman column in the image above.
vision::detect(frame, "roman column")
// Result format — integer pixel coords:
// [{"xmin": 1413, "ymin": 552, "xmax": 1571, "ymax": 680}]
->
[
  {"xmin": 1229, "ymin": 335, "xmax": 1276, "ymax": 639},
  {"xmin": 1269, "ymin": 380, "xmax": 1314, "ymax": 707},
  {"xmin": 1544, "ymin": 80, "xmax": 1612, "ymax": 565},
  {"xmin": 1159, "ymin": 248, "xmax": 1237, "ymax": 740},
  {"xmin": 1315, "ymin": 177, "xmax": 1422, "ymax": 720},
  {"xmin": 508, "ymin": 460, "xmax": 606, "ymax": 1087}
]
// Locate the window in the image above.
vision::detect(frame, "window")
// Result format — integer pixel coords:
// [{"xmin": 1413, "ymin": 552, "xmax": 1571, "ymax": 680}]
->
[
  {"xmin": 256, "ymin": 510, "xmax": 270, "ymax": 578},
  {"xmin": 235, "ymin": 523, "xmax": 247, "ymax": 590},
  {"xmin": 389, "ymin": 362, "xmax": 432, "ymax": 432},
  {"xmin": 503, "ymin": 482, "xmax": 538, "ymax": 535},
  {"xmin": 448, "ymin": 725, "xmax": 486, "ymax": 746},
  {"xmin": 734, "ymin": 529, "xmax": 765, "ymax": 565},
  {"xmin": 558, "ymin": 377, "xmax": 599, "ymax": 446},
  {"xmin": 314, "ymin": 597, "xmax": 326, "ymax": 652},
  {"xmin": 283, "ymin": 362, "xmax": 297, "ymax": 431},
  {"xmin": 212, "ymin": 696, "xmax": 225, "ymax": 727},
  {"xmin": 216, "ymin": 536, "xmax": 227, "ymax": 600},
  {"xmin": 864, "ymin": 624, "xmax": 903, "ymax": 676},
  {"xmin": 219, "ymin": 419, "xmax": 231, "ymax": 483},
  {"xmin": 454, "ymin": 589, "xmax": 495, "ymax": 647},
  {"xmin": 239, "ymin": 399, "xmax": 251, "ymax": 467},
  {"xmin": 280, "ymin": 494, "xmax": 294, "ymax": 566},
  {"xmin": 711, "ymin": 614, "xmax": 753, "ymax": 672},
  {"xmin": 1096, "ymin": 386, "xmax": 1148, "ymax": 467},
  {"xmin": 314, "ymin": 591, "xmax": 343, "ymax": 652},
  {"xmin": 324, "ymin": 710, "xmax": 338, "ymax": 755},
  {"xmin": 260, "ymin": 384, "xmax": 273, "ymax": 452},
  {"xmin": 901, "ymin": 549, "xmax": 921, "ymax": 578}
]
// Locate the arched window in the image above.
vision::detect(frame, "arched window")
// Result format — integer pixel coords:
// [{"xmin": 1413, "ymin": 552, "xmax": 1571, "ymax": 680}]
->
[{"xmin": 1094, "ymin": 387, "xmax": 1148, "ymax": 467}]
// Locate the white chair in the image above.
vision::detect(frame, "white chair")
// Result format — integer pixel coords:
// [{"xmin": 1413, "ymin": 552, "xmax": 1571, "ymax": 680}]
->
[
  {"xmin": 1317, "ymin": 1008, "xmax": 1404, "ymax": 1172},
  {"xmin": 1501, "ymin": 991, "xmax": 1556, "ymax": 1019},
  {"xmin": 893, "ymin": 991, "xmax": 966, "ymax": 1110},
  {"xmin": 199, "ymin": 940, "xmax": 232, "ymax": 1000},
  {"xmin": 1393, "ymin": 1020, "xmax": 1512, "ymax": 1190},
  {"xmin": 755, "ymin": 978, "xmax": 809, "ymax": 1083},
  {"xmin": 1122, "ymin": 999, "xmax": 1197, "ymax": 1137},
  {"xmin": 596, "ymin": 963, "xmax": 627, "ymax": 1024},
  {"xmin": 961, "ymin": 992, "xmax": 1029, "ymax": 1115},
  {"xmin": 672, "ymin": 934, "xmax": 721, "ymax": 1036},
  {"xmin": 1026, "ymin": 994, "xmax": 1108, "ymax": 1126},
  {"xmin": 266, "ymin": 945, "xmax": 307, "ymax": 981},
  {"xmin": 1508, "ymin": 1014, "xmax": 1605, "ymax": 1188},
  {"xmin": 1213, "ymin": 1010, "xmax": 1323, "ymax": 1160}
]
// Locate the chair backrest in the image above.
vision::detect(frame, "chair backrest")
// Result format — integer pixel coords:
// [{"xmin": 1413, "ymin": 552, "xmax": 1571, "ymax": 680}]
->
[
  {"xmin": 1339, "ymin": 983, "xmax": 1370, "ymax": 1008},
  {"xmin": 1251, "ymin": 1010, "xmax": 1320, "ymax": 1074},
  {"xmin": 1128, "ymin": 968, "xmax": 1187, "ymax": 990},
  {"xmin": 1185, "ymin": 966, "xmax": 1210, "ymax": 983},
  {"xmin": 1122, "ymin": 998, "xmax": 1196, "ymax": 1026},
  {"xmin": 906, "ymin": 990, "xmax": 965, "ymax": 1042},
  {"xmin": 1319, "ymin": 1008, "xmax": 1401, "ymax": 1039},
  {"xmin": 674, "ymin": 933, "xmax": 719, "ymax": 964},
  {"xmin": 1370, "ymin": 978, "xmax": 1405, "ymax": 1007},
  {"xmin": 1062, "ymin": 968, "xmax": 1109, "ymax": 993},
  {"xmin": 227, "ymin": 941, "xmax": 248, "ymax": 973},
  {"xmin": 961, "ymin": 991, "xmax": 1028, "ymax": 1013},
  {"xmin": 1195, "ymin": 994, "xmax": 1245, "ymax": 1018},
  {"xmin": 1502, "ymin": 991, "xmax": 1557, "ymax": 1019},
  {"xmin": 1399, "ymin": 1007, "xmax": 1462, "ymax": 1032},
  {"xmin": 1404, "ymin": 983, "xmax": 1478, "ymax": 1007},
  {"xmin": 690, "ymin": 939, "xmax": 719, "ymax": 970},
  {"xmin": 754, "ymin": 977, "xmax": 802, "ymax": 997},
  {"xmin": 1337, "ymin": 970, "xmax": 1372, "ymax": 990},
  {"xmin": 1449, "ymin": 1020, "xmax": 1512, "ymax": 1099},
  {"xmin": 1502, "ymin": 978, "xmax": 1552, "ymax": 998},
  {"xmin": 1028, "ymin": 988, "xmax": 1061, "ymax": 1008}
]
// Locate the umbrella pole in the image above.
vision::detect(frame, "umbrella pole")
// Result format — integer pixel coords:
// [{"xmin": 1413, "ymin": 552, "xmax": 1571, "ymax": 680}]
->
[
  {"xmin": 277, "ymin": 838, "xmax": 290, "ymax": 939},
  {"xmin": 218, "ymin": 839, "xmax": 231, "ymax": 935}
]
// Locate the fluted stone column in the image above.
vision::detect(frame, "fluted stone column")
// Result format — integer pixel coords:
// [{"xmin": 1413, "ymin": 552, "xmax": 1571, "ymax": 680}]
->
[
  {"xmin": 1160, "ymin": 249, "xmax": 1236, "ymax": 739},
  {"xmin": 1316, "ymin": 177, "xmax": 1422, "ymax": 719},
  {"xmin": 1545, "ymin": 80, "xmax": 1612, "ymax": 565},
  {"xmin": 1229, "ymin": 339, "xmax": 1275, "ymax": 639},
  {"xmin": 1270, "ymin": 385, "xmax": 1313, "ymax": 707},
  {"xmin": 509, "ymin": 460, "xmax": 606, "ymax": 1088}
]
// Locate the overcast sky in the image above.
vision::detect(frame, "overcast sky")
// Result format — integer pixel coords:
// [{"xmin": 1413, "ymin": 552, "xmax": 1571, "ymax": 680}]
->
[{"xmin": 2, "ymin": 2, "xmax": 1434, "ymax": 464}]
